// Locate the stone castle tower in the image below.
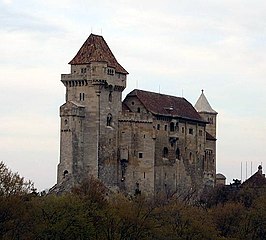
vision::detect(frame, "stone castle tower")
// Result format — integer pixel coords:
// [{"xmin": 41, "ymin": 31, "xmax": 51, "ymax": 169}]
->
[
  {"xmin": 58, "ymin": 34, "xmax": 128, "ymax": 185},
  {"xmin": 57, "ymin": 34, "xmax": 218, "ymax": 195}
]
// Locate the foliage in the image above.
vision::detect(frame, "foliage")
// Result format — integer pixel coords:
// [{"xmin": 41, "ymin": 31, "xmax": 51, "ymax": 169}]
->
[
  {"xmin": 0, "ymin": 161, "xmax": 34, "ymax": 197},
  {"xmin": 0, "ymin": 169, "xmax": 266, "ymax": 239}
]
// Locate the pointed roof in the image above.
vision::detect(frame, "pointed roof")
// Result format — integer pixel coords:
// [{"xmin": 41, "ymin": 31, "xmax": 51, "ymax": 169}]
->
[
  {"xmin": 124, "ymin": 89, "xmax": 205, "ymax": 122},
  {"xmin": 194, "ymin": 90, "xmax": 217, "ymax": 114},
  {"xmin": 69, "ymin": 34, "xmax": 128, "ymax": 74}
]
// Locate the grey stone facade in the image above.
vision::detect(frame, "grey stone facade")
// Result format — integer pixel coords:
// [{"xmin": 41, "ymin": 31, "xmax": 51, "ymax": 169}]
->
[{"xmin": 57, "ymin": 34, "xmax": 218, "ymax": 196}]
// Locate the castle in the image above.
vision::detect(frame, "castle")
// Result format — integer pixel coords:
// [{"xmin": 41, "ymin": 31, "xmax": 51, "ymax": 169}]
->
[{"xmin": 57, "ymin": 34, "xmax": 217, "ymax": 196}]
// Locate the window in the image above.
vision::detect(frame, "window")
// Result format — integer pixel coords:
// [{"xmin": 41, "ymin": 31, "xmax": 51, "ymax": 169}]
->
[
  {"xmin": 81, "ymin": 68, "xmax": 86, "ymax": 74},
  {"xmin": 64, "ymin": 119, "xmax": 68, "ymax": 125},
  {"xmin": 189, "ymin": 128, "xmax": 193, "ymax": 135},
  {"xmin": 157, "ymin": 124, "xmax": 160, "ymax": 130},
  {"xmin": 132, "ymin": 102, "xmax": 135, "ymax": 105},
  {"xmin": 199, "ymin": 130, "xmax": 203, "ymax": 136},
  {"xmin": 107, "ymin": 68, "xmax": 114, "ymax": 75},
  {"xmin": 182, "ymin": 127, "xmax": 185, "ymax": 133},
  {"xmin": 144, "ymin": 172, "xmax": 146, "ymax": 179},
  {"xmin": 79, "ymin": 93, "xmax": 85, "ymax": 101},
  {"xmin": 109, "ymin": 92, "xmax": 112, "ymax": 102},
  {"xmin": 176, "ymin": 148, "xmax": 180, "ymax": 159},
  {"xmin": 164, "ymin": 125, "xmax": 167, "ymax": 131},
  {"xmin": 139, "ymin": 152, "xmax": 143, "ymax": 158},
  {"xmin": 189, "ymin": 152, "xmax": 193, "ymax": 161},
  {"xmin": 170, "ymin": 122, "xmax": 175, "ymax": 132},
  {"xmin": 137, "ymin": 107, "xmax": 140, "ymax": 113},
  {"xmin": 63, "ymin": 170, "xmax": 69, "ymax": 177},
  {"xmin": 107, "ymin": 113, "xmax": 112, "ymax": 126},
  {"xmin": 163, "ymin": 147, "xmax": 169, "ymax": 158}
]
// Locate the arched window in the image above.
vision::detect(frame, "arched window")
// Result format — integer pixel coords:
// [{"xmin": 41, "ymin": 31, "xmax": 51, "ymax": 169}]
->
[
  {"xmin": 109, "ymin": 92, "xmax": 112, "ymax": 102},
  {"xmin": 63, "ymin": 170, "xmax": 69, "ymax": 177},
  {"xmin": 170, "ymin": 122, "xmax": 175, "ymax": 132},
  {"xmin": 176, "ymin": 148, "xmax": 180, "ymax": 159},
  {"xmin": 107, "ymin": 113, "xmax": 112, "ymax": 126},
  {"xmin": 163, "ymin": 147, "xmax": 169, "ymax": 158}
]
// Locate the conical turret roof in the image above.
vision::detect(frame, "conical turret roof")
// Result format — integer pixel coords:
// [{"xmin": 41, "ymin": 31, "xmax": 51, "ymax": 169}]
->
[
  {"xmin": 69, "ymin": 34, "xmax": 128, "ymax": 74},
  {"xmin": 194, "ymin": 90, "xmax": 217, "ymax": 114}
]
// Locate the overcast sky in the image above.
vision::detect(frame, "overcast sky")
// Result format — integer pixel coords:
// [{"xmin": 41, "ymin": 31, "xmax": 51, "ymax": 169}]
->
[{"xmin": 1, "ymin": 0, "xmax": 266, "ymax": 191}]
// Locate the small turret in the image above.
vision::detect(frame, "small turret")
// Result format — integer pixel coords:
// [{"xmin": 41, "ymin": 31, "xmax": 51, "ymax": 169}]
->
[{"xmin": 195, "ymin": 90, "xmax": 217, "ymax": 138}]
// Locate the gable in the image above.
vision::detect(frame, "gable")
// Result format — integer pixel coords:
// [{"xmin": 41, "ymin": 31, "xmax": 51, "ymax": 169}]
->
[{"xmin": 124, "ymin": 89, "xmax": 205, "ymax": 122}]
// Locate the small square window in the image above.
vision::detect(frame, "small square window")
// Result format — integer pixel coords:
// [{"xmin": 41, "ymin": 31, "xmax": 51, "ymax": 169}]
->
[
  {"xmin": 189, "ymin": 128, "xmax": 193, "ymax": 135},
  {"xmin": 139, "ymin": 152, "xmax": 143, "ymax": 158}
]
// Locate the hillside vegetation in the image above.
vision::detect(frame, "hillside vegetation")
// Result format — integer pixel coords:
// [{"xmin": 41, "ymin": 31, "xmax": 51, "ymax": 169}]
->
[{"xmin": 0, "ymin": 161, "xmax": 265, "ymax": 240}]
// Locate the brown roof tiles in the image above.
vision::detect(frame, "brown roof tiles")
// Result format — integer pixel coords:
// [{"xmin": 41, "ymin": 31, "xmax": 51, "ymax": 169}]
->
[
  {"xmin": 125, "ymin": 89, "xmax": 205, "ymax": 122},
  {"xmin": 69, "ymin": 34, "xmax": 128, "ymax": 74}
]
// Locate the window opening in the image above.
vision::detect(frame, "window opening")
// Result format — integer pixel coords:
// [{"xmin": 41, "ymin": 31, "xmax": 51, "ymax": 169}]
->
[
  {"xmin": 176, "ymin": 148, "xmax": 180, "ymax": 159},
  {"xmin": 170, "ymin": 122, "xmax": 175, "ymax": 132},
  {"xmin": 163, "ymin": 147, "xmax": 169, "ymax": 158},
  {"xmin": 107, "ymin": 113, "xmax": 112, "ymax": 126},
  {"xmin": 189, "ymin": 128, "xmax": 193, "ymax": 135},
  {"xmin": 139, "ymin": 152, "xmax": 143, "ymax": 158},
  {"xmin": 109, "ymin": 92, "xmax": 112, "ymax": 102},
  {"xmin": 63, "ymin": 170, "xmax": 69, "ymax": 178}
]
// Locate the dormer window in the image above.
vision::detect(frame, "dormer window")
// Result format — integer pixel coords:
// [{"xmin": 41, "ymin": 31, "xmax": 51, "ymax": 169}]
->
[{"xmin": 107, "ymin": 68, "xmax": 114, "ymax": 75}]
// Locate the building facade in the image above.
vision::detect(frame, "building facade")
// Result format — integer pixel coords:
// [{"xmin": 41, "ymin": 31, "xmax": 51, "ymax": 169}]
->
[{"xmin": 57, "ymin": 34, "xmax": 218, "ymax": 196}]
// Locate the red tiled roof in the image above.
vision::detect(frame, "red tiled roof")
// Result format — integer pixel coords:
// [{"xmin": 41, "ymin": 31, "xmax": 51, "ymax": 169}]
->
[
  {"xmin": 125, "ymin": 89, "xmax": 205, "ymax": 122},
  {"xmin": 206, "ymin": 132, "xmax": 216, "ymax": 141},
  {"xmin": 69, "ymin": 34, "xmax": 128, "ymax": 74}
]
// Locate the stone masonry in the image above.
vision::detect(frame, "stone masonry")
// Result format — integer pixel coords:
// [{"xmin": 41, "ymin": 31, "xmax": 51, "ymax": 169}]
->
[{"xmin": 57, "ymin": 34, "xmax": 218, "ymax": 196}]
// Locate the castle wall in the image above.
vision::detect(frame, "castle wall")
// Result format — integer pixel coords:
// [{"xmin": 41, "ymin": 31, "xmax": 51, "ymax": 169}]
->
[
  {"xmin": 118, "ymin": 113, "xmax": 155, "ymax": 195},
  {"xmin": 58, "ymin": 35, "xmax": 217, "ymax": 196}
]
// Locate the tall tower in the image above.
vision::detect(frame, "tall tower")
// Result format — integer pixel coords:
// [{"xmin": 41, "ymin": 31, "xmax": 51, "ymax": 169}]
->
[
  {"xmin": 57, "ymin": 34, "xmax": 128, "ymax": 186},
  {"xmin": 195, "ymin": 90, "xmax": 218, "ymax": 186}
]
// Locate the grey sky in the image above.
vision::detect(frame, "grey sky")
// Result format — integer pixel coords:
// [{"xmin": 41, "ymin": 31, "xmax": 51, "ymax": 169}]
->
[{"xmin": 1, "ymin": 0, "xmax": 265, "ymax": 190}]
